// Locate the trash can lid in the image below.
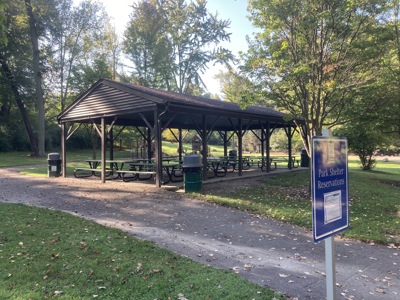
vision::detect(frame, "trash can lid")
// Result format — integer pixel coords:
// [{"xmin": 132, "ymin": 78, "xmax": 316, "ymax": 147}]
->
[
  {"xmin": 48, "ymin": 152, "xmax": 60, "ymax": 160},
  {"xmin": 182, "ymin": 154, "xmax": 203, "ymax": 168}
]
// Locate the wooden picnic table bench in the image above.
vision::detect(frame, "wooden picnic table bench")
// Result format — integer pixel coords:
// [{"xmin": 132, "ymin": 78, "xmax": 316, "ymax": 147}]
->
[
  {"xmin": 271, "ymin": 157, "xmax": 300, "ymax": 169},
  {"xmin": 117, "ymin": 161, "xmax": 182, "ymax": 184},
  {"xmin": 73, "ymin": 167, "xmax": 115, "ymax": 178},
  {"xmin": 255, "ymin": 157, "xmax": 277, "ymax": 172},
  {"xmin": 217, "ymin": 156, "xmax": 251, "ymax": 172},
  {"xmin": 74, "ymin": 159, "xmax": 144, "ymax": 179},
  {"xmin": 115, "ymin": 169, "xmax": 157, "ymax": 182},
  {"xmin": 207, "ymin": 158, "xmax": 227, "ymax": 178}
]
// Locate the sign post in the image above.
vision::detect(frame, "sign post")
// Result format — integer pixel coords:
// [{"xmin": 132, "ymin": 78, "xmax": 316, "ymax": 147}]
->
[{"xmin": 312, "ymin": 136, "xmax": 349, "ymax": 300}]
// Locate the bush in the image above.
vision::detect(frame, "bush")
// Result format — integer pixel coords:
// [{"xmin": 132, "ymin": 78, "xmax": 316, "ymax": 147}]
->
[{"xmin": 334, "ymin": 124, "xmax": 382, "ymax": 170}]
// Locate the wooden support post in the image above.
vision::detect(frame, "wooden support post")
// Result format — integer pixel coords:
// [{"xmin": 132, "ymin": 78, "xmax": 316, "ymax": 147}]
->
[
  {"xmin": 147, "ymin": 128, "xmax": 152, "ymax": 160},
  {"xmin": 201, "ymin": 114, "xmax": 208, "ymax": 180},
  {"xmin": 288, "ymin": 126, "xmax": 293, "ymax": 169},
  {"xmin": 238, "ymin": 119, "xmax": 243, "ymax": 176},
  {"xmin": 109, "ymin": 127, "xmax": 114, "ymax": 160},
  {"xmin": 154, "ymin": 109, "xmax": 162, "ymax": 187},
  {"xmin": 266, "ymin": 123, "xmax": 271, "ymax": 172},
  {"xmin": 61, "ymin": 123, "xmax": 67, "ymax": 177},
  {"xmin": 178, "ymin": 128, "xmax": 183, "ymax": 162},
  {"xmin": 101, "ymin": 118, "xmax": 106, "ymax": 183},
  {"xmin": 223, "ymin": 131, "xmax": 228, "ymax": 157}
]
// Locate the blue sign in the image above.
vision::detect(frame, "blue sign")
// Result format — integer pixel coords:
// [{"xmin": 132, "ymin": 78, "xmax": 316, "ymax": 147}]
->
[{"xmin": 312, "ymin": 137, "xmax": 349, "ymax": 242}]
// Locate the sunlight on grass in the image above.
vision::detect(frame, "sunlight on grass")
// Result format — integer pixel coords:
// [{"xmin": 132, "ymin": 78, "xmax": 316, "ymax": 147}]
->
[
  {"xmin": 2, "ymin": 151, "xmax": 399, "ymax": 246},
  {"xmin": 0, "ymin": 203, "xmax": 284, "ymax": 300},
  {"xmin": 203, "ymin": 160, "xmax": 400, "ymax": 246}
]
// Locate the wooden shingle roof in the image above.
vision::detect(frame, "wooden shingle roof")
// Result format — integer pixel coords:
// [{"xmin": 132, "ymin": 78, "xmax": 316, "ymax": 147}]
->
[{"xmin": 58, "ymin": 78, "xmax": 300, "ymax": 131}]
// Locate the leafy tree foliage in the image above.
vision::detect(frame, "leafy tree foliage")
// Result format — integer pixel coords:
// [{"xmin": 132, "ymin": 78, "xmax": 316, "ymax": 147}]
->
[
  {"xmin": 243, "ymin": 0, "xmax": 388, "ymax": 155},
  {"xmin": 0, "ymin": 1, "xmax": 41, "ymax": 155},
  {"xmin": 45, "ymin": 0, "xmax": 114, "ymax": 110},
  {"xmin": 0, "ymin": 0, "xmax": 117, "ymax": 153},
  {"xmin": 334, "ymin": 122, "xmax": 382, "ymax": 170},
  {"xmin": 25, "ymin": 0, "xmax": 46, "ymax": 157},
  {"xmin": 0, "ymin": 0, "xmax": 7, "ymax": 46},
  {"xmin": 376, "ymin": 0, "xmax": 400, "ymax": 144},
  {"xmin": 123, "ymin": 0, "xmax": 232, "ymax": 94}
]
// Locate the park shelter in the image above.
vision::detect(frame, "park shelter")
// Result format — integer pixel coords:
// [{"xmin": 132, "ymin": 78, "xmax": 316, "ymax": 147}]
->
[{"xmin": 57, "ymin": 78, "xmax": 305, "ymax": 186}]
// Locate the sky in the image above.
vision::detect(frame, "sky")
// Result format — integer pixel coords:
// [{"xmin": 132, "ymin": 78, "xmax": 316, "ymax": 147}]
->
[{"xmin": 98, "ymin": 0, "xmax": 256, "ymax": 96}]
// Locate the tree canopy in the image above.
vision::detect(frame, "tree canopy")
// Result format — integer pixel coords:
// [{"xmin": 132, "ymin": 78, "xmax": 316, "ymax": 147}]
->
[
  {"xmin": 1, "ymin": 0, "xmax": 399, "ymax": 158},
  {"xmin": 242, "ymin": 0, "xmax": 396, "ymax": 154},
  {"xmin": 123, "ymin": 0, "xmax": 233, "ymax": 94},
  {"xmin": 0, "ymin": 0, "xmax": 116, "ymax": 155}
]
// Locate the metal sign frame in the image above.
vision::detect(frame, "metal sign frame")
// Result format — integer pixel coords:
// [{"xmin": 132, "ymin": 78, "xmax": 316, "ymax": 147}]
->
[{"xmin": 312, "ymin": 136, "xmax": 349, "ymax": 242}]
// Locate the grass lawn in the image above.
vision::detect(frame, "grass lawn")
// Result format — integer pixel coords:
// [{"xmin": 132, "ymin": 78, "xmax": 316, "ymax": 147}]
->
[
  {"xmin": 1, "ymin": 151, "xmax": 399, "ymax": 246},
  {"xmin": 201, "ymin": 158, "xmax": 400, "ymax": 246},
  {"xmin": 0, "ymin": 150, "xmax": 285, "ymax": 299},
  {"xmin": 0, "ymin": 150, "xmax": 399, "ymax": 298},
  {"xmin": 0, "ymin": 204, "xmax": 283, "ymax": 300},
  {"xmin": 0, "ymin": 149, "xmax": 134, "ymax": 168}
]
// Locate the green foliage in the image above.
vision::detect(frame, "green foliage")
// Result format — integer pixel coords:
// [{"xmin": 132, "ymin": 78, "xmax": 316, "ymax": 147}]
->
[
  {"xmin": 123, "ymin": 0, "xmax": 232, "ymax": 94},
  {"xmin": 243, "ymin": 0, "xmax": 389, "ymax": 153},
  {"xmin": 334, "ymin": 124, "xmax": 383, "ymax": 170},
  {"xmin": 270, "ymin": 129, "xmax": 303, "ymax": 153},
  {"xmin": 0, "ymin": 203, "xmax": 284, "ymax": 299},
  {"xmin": 202, "ymin": 161, "xmax": 400, "ymax": 246},
  {"xmin": 215, "ymin": 69, "xmax": 266, "ymax": 107},
  {"xmin": 0, "ymin": 111, "xmax": 32, "ymax": 152},
  {"xmin": 70, "ymin": 54, "xmax": 114, "ymax": 93},
  {"xmin": 46, "ymin": 0, "xmax": 116, "ymax": 110},
  {"xmin": 0, "ymin": 0, "xmax": 8, "ymax": 46}
]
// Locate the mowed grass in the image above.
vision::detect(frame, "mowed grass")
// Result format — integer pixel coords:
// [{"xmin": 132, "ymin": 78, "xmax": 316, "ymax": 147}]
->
[
  {"xmin": 1, "ymin": 150, "xmax": 399, "ymax": 298},
  {"xmin": 202, "ymin": 159, "xmax": 400, "ymax": 246},
  {"xmin": 0, "ymin": 148, "xmax": 285, "ymax": 299},
  {"xmin": 0, "ymin": 142, "xmax": 225, "ymax": 169},
  {"xmin": 2, "ymin": 151, "xmax": 399, "ymax": 246},
  {"xmin": 0, "ymin": 149, "xmax": 134, "ymax": 168},
  {"xmin": 0, "ymin": 203, "xmax": 283, "ymax": 300}
]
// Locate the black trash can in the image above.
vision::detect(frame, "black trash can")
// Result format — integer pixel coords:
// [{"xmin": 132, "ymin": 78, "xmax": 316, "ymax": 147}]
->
[
  {"xmin": 182, "ymin": 154, "xmax": 203, "ymax": 193},
  {"xmin": 228, "ymin": 149, "xmax": 237, "ymax": 159},
  {"xmin": 47, "ymin": 152, "xmax": 62, "ymax": 177},
  {"xmin": 300, "ymin": 149, "xmax": 309, "ymax": 167}
]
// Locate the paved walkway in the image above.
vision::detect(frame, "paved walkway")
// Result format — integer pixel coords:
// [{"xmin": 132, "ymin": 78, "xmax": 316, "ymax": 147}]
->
[{"xmin": 0, "ymin": 167, "xmax": 398, "ymax": 299}]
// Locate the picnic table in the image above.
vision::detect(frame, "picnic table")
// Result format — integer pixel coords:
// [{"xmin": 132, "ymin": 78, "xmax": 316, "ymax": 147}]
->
[
  {"xmin": 117, "ymin": 161, "xmax": 182, "ymax": 184},
  {"xmin": 206, "ymin": 156, "xmax": 253, "ymax": 178},
  {"xmin": 253, "ymin": 157, "xmax": 275, "ymax": 172},
  {"xmin": 74, "ymin": 159, "xmax": 182, "ymax": 184},
  {"xmin": 207, "ymin": 157, "xmax": 227, "ymax": 178},
  {"xmin": 271, "ymin": 156, "xmax": 300, "ymax": 169},
  {"xmin": 252, "ymin": 156, "xmax": 300, "ymax": 171},
  {"xmin": 221, "ymin": 156, "xmax": 252, "ymax": 171},
  {"xmin": 74, "ymin": 159, "xmax": 135, "ymax": 179}
]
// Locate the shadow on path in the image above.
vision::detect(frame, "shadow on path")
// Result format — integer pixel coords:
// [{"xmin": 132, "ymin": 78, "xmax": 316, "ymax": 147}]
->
[{"xmin": 0, "ymin": 167, "xmax": 398, "ymax": 299}]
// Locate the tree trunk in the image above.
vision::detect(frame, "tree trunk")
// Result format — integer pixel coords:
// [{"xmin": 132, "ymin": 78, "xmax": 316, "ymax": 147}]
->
[
  {"xmin": 25, "ymin": 0, "xmax": 45, "ymax": 157},
  {"xmin": 0, "ymin": 52, "xmax": 39, "ymax": 156}
]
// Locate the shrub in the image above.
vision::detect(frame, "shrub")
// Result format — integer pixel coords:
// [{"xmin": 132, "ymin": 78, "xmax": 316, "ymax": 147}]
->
[{"xmin": 334, "ymin": 124, "xmax": 382, "ymax": 170}]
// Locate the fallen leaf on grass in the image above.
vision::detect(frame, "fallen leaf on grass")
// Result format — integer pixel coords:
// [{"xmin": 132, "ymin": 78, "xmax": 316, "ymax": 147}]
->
[{"xmin": 53, "ymin": 290, "xmax": 63, "ymax": 296}]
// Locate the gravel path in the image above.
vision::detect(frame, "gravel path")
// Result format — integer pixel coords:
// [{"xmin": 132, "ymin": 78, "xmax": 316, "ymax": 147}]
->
[{"xmin": 0, "ymin": 167, "xmax": 399, "ymax": 299}]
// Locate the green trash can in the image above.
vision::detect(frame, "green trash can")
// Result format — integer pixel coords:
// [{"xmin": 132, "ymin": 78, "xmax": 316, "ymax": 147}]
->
[
  {"xmin": 183, "ymin": 170, "xmax": 202, "ymax": 193},
  {"xmin": 48, "ymin": 153, "xmax": 62, "ymax": 177},
  {"xmin": 182, "ymin": 154, "xmax": 203, "ymax": 193}
]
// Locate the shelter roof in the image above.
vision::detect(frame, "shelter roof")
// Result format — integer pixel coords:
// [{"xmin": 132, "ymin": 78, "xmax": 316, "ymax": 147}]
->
[{"xmin": 58, "ymin": 78, "xmax": 301, "ymax": 131}]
